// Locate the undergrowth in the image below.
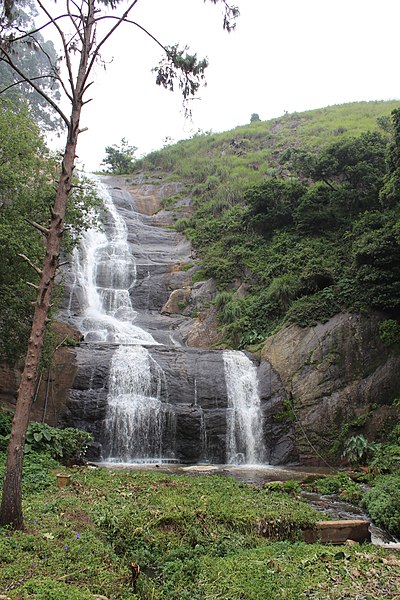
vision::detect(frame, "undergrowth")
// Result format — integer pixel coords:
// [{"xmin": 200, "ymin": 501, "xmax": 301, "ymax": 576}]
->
[{"xmin": 0, "ymin": 462, "xmax": 399, "ymax": 598}]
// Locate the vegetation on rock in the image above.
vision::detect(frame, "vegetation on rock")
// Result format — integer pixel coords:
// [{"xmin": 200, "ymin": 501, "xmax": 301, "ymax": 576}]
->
[{"xmin": 132, "ymin": 100, "xmax": 400, "ymax": 348}]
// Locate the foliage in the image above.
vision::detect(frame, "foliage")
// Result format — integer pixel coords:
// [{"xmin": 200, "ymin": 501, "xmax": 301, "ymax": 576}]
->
[
  {"xmin": 0, "ymin": 103, "xmax": 102, "ymax": 364},
  {"xmin": 311, "ymin": 472, "xmax": 362, "ymax": 503},
  {"xmin": 379, "ymin": 318, "xmax": 400, "ymax": 346},
  {"xmin": 0, "ymin": 0, "xmax": 62, "ymax": 131},
  {"xmin": 342, "ymin": 435, "xmax": 374, "ymax": 467},
  {"xmin": 250, "ymin": 112, "xmax": 261, "ymax": 122},
  {"xmin": 0, "ymin": 409, "xmax": 13, "ymax": 450},
  {"xmin": 25, "ymin": 423, "xmax": 93, "ymax": 466},
  {"xmin": 101, "ymin": 137, "xmax": 137, "ymax": 175},
  {"xmin": 0, "ymin": 466, "xmax": 398, "ymax": 598},
  {"xmin": 264, "ymin": 480, "xmax": 300, "ymax": 495},
  {"xmin": 132, "ymin": 101, "xmax": 400, "ymax": 346},
  {"xmin": 246, "ymin": 178, "xmax": 305, "ymax": 235},
  {"xmin": 0, "ymin": 450, "xmax": 59, "ymax": 493},
  {"xmin": 368, "ymin": 443, "xmax": 400, "ymax": 475},
  {"xmin": 0, "ymin": 417, "xmax": 93, "ymax": 466},
  {"xmin": 380, "ymin": 107, "xmax": 400, "ymax": 205},
  {"xmin": 362, "ymin": 475, "xmax": 400, "ymax": 536}
]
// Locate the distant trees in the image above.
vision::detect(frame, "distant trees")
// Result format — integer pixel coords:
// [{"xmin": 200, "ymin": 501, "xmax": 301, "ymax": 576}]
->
[
  {"xmin": 250, "ymin": 113, "xmax": 261, "ymax": 123},
  {"xmin": 102, "ymin": 138, "xmax": 137, "ymax": 175},
  {"xmin": 0, "ymin": 0, "xmax": 61, "ymax": 131}
]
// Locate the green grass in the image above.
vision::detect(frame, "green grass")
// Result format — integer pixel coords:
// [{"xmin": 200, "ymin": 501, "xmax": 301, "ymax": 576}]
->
[{"xmin": 1, "ymin": 459, "xmax": 399, "ymax": 598}]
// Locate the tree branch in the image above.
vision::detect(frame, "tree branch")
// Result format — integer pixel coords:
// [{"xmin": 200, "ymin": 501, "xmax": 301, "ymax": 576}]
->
[
  {"xmin": 82, "ymin": 0, "xmax": 142, "ymax": 94},
  {"xmin": 0, "ymin": 74, "xmax": 59, "ymax": 95},
  {"xmin": 18, "ymin": 254, "xmax": 43, "ymax": 277},
  {"xmin": 0, "ymin": 45, "xmax": 70, "ymax": 127},
  {"xmin": 24, "ymin": 219, "xmax": 50, "ymax": 238},
  {"xmin": 36, "ymin": 0, "xmax": 76, "ymax": 98}
]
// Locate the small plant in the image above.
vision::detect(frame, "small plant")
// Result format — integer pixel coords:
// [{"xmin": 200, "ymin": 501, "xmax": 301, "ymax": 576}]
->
[
  {"xmin": 24, "ymin": 422, "xmax": 93, "ymax": 466},
  {"xmin": 369, "ymin": 443, "xmax": 400, "ymax": 475},
  {"xmin": 264, "ymin": 480, "xmax": 300, "ymax": 496},
  {"xmin": 312, "ymin": 472, "xmax": 362, "ymax": 503},
  {"xmin": 273, "ymin": 399, "xmax": 296, "ymax": 423},
  {"xmin": 379, "ymin": 319, "xmax": 400, "ymax": 346},
  {"xmin": 0, "ymin": 411, "xmax": 12, "ymax": 450},
  {"xmin": 342, "ymin": 435, "xmax": 373, "ymax": 467},
  {"xmin": 192, "ymin": 268, "xmax": 208, "ymax": 284}
]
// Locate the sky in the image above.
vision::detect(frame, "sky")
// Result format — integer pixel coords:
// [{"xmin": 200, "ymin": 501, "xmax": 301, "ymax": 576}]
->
[{"xmin": 46, "ymin": 0, "xmax": 400, "ymax": 171}]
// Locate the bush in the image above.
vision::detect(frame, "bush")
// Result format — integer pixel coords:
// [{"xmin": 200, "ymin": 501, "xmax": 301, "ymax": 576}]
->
[
  {"xmin": 369, "ymin": 443, "xmax": 400, "ymax": 475},
  {"xmin": 0, "ymin": 451, "xmax": 59, "ymax": 493},
  {"xmin": 0, "ymin": 409, "xmax": 13, "ymax": 450},
  {"xmin": 25, "ymin": 422, "xmax": 93, "ymax": 466},
  {"xmin": 362, "ymin": 475, "xmax": 400, "ymax": 535},
  {"xmin": 342, "ymin": 435, "xmax": 374, "ymax": 467},
  {"xmin": 312, "ymin": 472, "xmax": 362, "ymax": 503},
  {"xmin": 379, "ymin": 319, "xmax": 400, "ymax": 346},
  {"xmin": 0, "ymin": 417, "xmax": 92, "ymax": 466}
]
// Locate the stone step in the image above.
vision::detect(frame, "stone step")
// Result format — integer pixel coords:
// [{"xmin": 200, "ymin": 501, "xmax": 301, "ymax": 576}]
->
[{"xmin": 302, "ymin": 520, "xmax": 371, "ymax": 544}]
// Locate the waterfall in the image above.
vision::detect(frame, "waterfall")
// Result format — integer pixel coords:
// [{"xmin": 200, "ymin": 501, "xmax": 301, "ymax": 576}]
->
[
  {"xmin": 69, "ymin": 177, "xmax": 176, "ymax": 463},
  {"xmin": 103, "ymin": 345, "xmax": 176, "ymax": 462},
  {"xmin": 68, "ymin": 179, "xmax": 155, "ymax": 345},
  {"xmin": 223, "ymin": 350, "xmax": 265, "ymax": 465},
  {"xmin": 65, "ymin": 177, "xmax": 269, "ymax": 466}
]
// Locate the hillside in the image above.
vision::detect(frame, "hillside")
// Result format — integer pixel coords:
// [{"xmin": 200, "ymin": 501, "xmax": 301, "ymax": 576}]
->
[{"xmin": 131, "ymin": 100, "xmax": 400, "ymax": 348}]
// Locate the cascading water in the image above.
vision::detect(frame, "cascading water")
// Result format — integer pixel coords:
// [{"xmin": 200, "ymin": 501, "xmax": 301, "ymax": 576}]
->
[
  {"xmin": 68, "ymin": 177, "xmax": 176, "ymax": 463},
  {"xmin": 223, "ymin": 350, "xmax": 265, "ymax": 465},
  {"xmin": 64, "ymin": 176, "xmax": 271, "ymax": 466},
  {"xmin": 103, "ymin": 345, "xmax": 176, "ymax": 462}
]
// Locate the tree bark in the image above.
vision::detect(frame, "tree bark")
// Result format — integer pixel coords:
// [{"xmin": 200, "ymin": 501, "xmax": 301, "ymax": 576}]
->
[{"xmin": 0, "ymin": 1, "xmax": 95, "ymax": 529}]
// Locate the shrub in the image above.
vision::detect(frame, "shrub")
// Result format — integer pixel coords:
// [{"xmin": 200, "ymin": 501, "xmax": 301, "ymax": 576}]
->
[
  {"xmin": 379, "ymin": 319, "xmax": 400, "ymax": 346},
  {"xmin": 26, "ymin": 423, "xmax": 93, "ymax": 466},
  {"xmin": 362, "ymin": 475, "xmax": 400, "ymax": 535},
  {"xmin": 0, "ymin": 409, "xmax": 13, "ymax": 450},
  {"xmin": 312, "ymin": 472, "xmax": 362, "ymax": 503},
  {"xmin": 342, "ymin": 435, "xmax": 373, "ymax": 467},
  {"xmin": 1, "ymin": 420, "xmax": 93, "ymax": 466},
  {"xmin": 369, "ymin": 443, "xmax": 400, "ymax": 475}
]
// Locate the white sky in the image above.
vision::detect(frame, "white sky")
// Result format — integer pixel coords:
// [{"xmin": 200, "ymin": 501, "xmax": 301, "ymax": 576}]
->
[{"xmin": 47, "ymin": 0, "xmax": 400, "ymax": 171}]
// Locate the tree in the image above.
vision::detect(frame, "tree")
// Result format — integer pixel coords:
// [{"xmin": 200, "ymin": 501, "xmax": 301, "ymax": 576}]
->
[
  {"xmin": 0, "ymin": 100, "xmax": 101, "ymax": 363},
  {"xmin": 0, "ymin": 0, "xmax": 239, "ymax": 529},
  {"xmin": 102, "ymin": 138, "xmax": 137, "ymax": 174},
  {"xmin": 250, "ymin": 112, "xmax": 260, "ymax": 123},
  {"xmin": 0, "ymin": 0, "xmax": 62, "ymax": 130}
]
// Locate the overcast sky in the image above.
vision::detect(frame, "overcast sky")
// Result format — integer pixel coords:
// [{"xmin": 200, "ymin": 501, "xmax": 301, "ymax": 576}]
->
[{"xmin": 48, "ymin": 0, "xmax": 400, "ymax": 171}]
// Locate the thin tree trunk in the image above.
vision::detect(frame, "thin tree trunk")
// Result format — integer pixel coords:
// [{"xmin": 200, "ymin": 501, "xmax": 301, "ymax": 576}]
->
[
  {"xmin": 0, "ymin": 129, "xmax": 79, "ymax": 528},
  {"xmin": 0, "ymin": 1, "xmax": 94, "ymax": 527}
]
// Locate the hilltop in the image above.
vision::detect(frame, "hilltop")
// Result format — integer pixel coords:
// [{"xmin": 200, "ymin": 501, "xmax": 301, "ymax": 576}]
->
[{"xmin": 130, "ymin": 99, "xmax": 400, "ymax": 347}]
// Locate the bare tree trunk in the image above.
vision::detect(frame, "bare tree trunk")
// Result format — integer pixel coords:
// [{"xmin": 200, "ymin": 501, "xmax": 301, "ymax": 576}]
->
[
  {"xmin": 0, "ymin": 2, "xmax": 94, "ymax": 527},
  {"xmin": 0, "ymin": 126, "xmax": 79, "ymax": 528}
]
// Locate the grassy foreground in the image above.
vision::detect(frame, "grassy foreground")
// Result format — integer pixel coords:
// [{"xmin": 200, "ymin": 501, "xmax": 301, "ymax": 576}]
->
[{"xmin": 0, "ymin": 461, "xmax": 399, "ymax": 599}]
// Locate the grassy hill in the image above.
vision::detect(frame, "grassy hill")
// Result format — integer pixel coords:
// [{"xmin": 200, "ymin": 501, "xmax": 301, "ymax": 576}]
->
[{"xmin": 132, "ymin": 100, "xmax": 400, "ymax": 348}]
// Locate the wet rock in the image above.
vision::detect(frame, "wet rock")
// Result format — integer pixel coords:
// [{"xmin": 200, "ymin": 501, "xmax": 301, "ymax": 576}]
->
[{"xmin": 261, "ymin": 313, "xmax": 400, "ymax": 463}]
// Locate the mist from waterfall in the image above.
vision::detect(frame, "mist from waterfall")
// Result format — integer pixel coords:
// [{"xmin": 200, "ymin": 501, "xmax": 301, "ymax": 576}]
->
[{"xmin": 223, "ymin": 350, "xmax": 265, "ymax": 465}]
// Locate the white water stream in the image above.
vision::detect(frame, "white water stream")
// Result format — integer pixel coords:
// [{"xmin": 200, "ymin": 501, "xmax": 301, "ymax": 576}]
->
[
  {"xmin": 69, "ymin": 178, "xmax": 175, "ymax": 462},
  {"xmin": 68, "ymin": 178, "xmax": 266, "ymax": 465},
  {"xmin": 223, "ymin": 350, "xmax": 265, "ymax": 464}
]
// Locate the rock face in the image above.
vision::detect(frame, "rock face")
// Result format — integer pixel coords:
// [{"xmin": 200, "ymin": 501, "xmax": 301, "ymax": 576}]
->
[
  {"xmin": 0, "ymin": 321, "xmax": 80, "ymax": 426},
  {"xmin": 261, "ymin": 313, "xmax": 400, "ymax": 464},
  {"xmin": 2, "ymin": 176, "xmax": 399, "ymax": 467}
]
